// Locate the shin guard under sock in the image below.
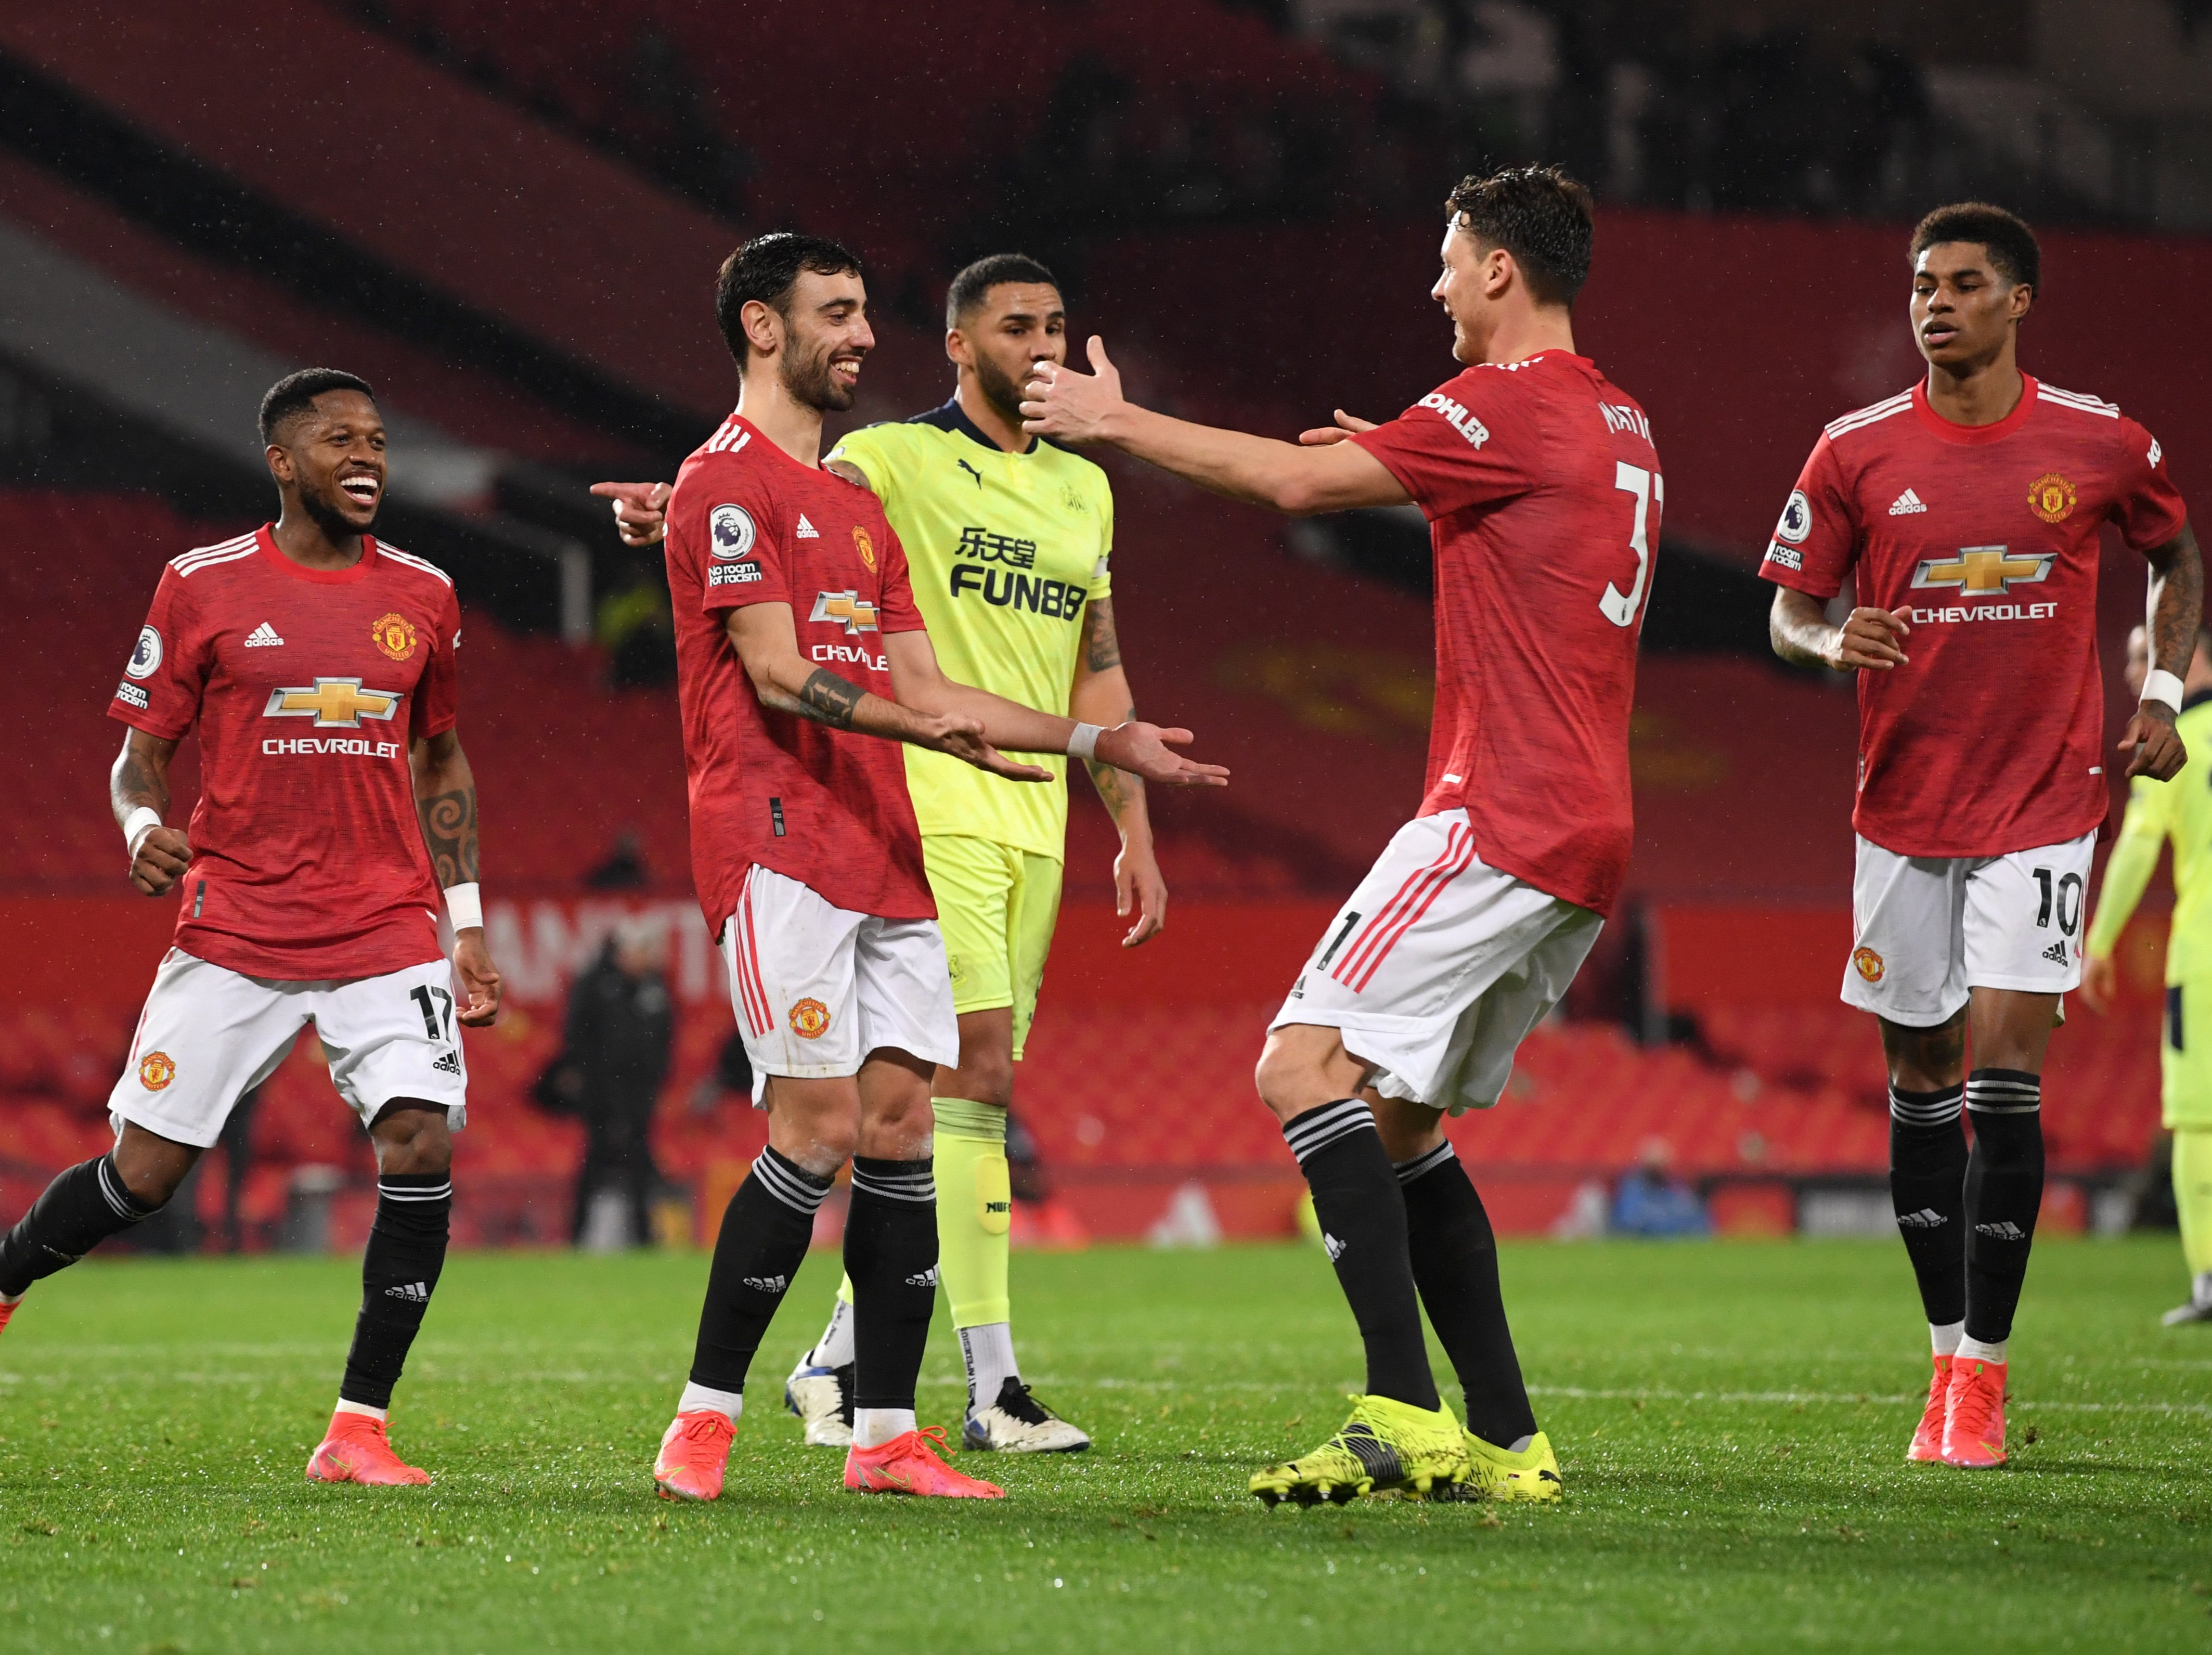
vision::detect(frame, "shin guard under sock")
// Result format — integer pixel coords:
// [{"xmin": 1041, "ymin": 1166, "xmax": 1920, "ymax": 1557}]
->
[
  {"xmin": 340, "ymin": 1173, "xmax": 453, "ymax": 1410},
  {"xmin": 933, "ymin": 1097, "xmax": 1013, "ymax": 1330},
  {"xmin": 689, "ymin": 1147, "xmax": 832, "ymax": 1394},
  {"xmin": 1396, "ymin": 1142, "xmax": 1534, "ymax": 1446},
  {"xmin": 0, "ymin": 1155, "xmax": 159, "ymax": 1298},
  {"xmin": 1283, "ymin": 1100, "xmax": 1439, "ymax": 1411},
  {"xmin": 1963, "ymin": 1069, "xmax": 2043, "ymax": 1344},
  {"xmin": 844, "ymin": 1157, "xmax": 938, "ymax": 1414},
  {"xmin": 1887, "ymin": 1081, "xmax": 1969, "ymax": 1328},
  {"xmin": 2175, "ymin": 1129, "xmax": 2212, "ymax": 1281}
]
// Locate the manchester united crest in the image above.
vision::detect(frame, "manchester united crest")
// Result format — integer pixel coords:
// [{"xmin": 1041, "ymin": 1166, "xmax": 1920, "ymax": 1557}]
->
[
  {"xmin": 2027, "ymin": 472, "xmax": 2076, "ymax": 524},
  {"xmin": 371, "ymin": 612, "xmax": 419, "ymax": 662},
  {"xmin": 1852, "ymin": 946, "xmax": 1885, "ymax": 984},
  {"xmin": 789, "ymin": 998, "xmax": 832, "ymax": 1039},
  {"xmin": 138, "ymin": 1050, "xmax": 176, "ymax": 1091},
  {"xmin": 851, "ymin": 524, "xmax": 876, "ymax": 573}
]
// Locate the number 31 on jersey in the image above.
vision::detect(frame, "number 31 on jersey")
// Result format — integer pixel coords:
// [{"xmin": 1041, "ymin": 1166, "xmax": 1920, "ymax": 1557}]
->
[{"xmin": 1600, "ymin": 462, "xmax": 1662, "ymax": 629}]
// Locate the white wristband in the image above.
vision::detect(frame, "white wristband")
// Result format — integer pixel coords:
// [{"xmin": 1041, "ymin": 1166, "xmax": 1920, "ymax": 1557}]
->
[
  {"xmin": 122, "ymin": 806, "xmax": 163, "ymax": 858},
  {"xmin": 445, "ymin": 882, "xmax": 483, "ymax": 932},
  {"xmin": 1067, "ymin": 722, "xmax": 1104, "ymax": 761},
  {"xmin": 2144, "ymin": 668, "xmax": 2185, "ymax": 714}
]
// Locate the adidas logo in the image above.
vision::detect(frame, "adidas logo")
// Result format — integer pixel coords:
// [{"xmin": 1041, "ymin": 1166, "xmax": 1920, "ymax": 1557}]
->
[
  {"xmin": 243, "ymin": 622, "xmax": 285, "ymax": 647},
  {"xmin": 1887, "ymin": 488, "xmax": 1928, "ymax": 515},
  {"xmin": 1974, "ymin": 1220, "xmax": 2028, "ymax": 1241},
  {"xmin": 906, "ymin": 1266, "xmax": 940, "ymax": 1288},
  {"xmin": 742, "ymin": 1273, "xmax": 789, "ymax": 1293},
  {"xmin": 1323, "ymin": 1233, "xmax": 1346, "ymax": 1262},
  {"xmin": 795, "ymin": 514, "xmax": 820, "ymax": 538},
  {"xmin": 384, "ymin": 1281, "xmax": 430, "ymax": 1303},
  {"xmin": 1896, "ymin": 1208, "xmax": 1948, "ymax": 1229},
  {"xmin": 431, "ymin": 1050, "xmax": 462, "ymax": 1075},
  {"xmin": 2041, "ymin": 940, "xmax": 2071, "ymax": 965}
]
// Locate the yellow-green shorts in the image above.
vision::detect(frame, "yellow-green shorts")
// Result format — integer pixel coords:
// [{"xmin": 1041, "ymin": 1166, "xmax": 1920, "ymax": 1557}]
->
[
  {"xmin": 2162, "ymin": 978, "xmax": 2212, "ymax": 1129},
  {"xmin": 923, "ymin": 834, "xmax": 1064, "ymax": 1061}
]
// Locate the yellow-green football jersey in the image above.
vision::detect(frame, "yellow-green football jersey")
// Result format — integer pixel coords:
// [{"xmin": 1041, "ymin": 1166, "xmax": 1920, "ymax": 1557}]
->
[
  {"xmin": 827, "ymin": 402, "xmax": 1114, "ymax": 861},
  {"xmin": 2087, "ymin": 695, "xmax": 2212, "ymax": 983}
]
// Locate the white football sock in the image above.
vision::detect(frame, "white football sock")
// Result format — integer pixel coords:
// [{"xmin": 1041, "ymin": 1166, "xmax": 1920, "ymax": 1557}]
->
[
  {"xmin": 1507, "ymin": 1433, "xmax": 1535, "ymax": 1454},
  {"xmin": 959, "ymin": 1322, "xmax": 1018, "ymax": 1417},
  {"xmin": 811, "ymin": 1297, "xmax": 856, "ymax": 1369},
  {"xmin": 1955, "ymin": 1335, "xmax": 2007, "ymax": 1365},
  {"xmin": 2195, "ymin": 1271, "xmax": 2212, "ymax": 1307},
  {"xmin": 1930, "ymin": 1320, "xmax": 1964, "ymax": 1357},
  {"xmin": 334, "ymin": 1398, "xmax": 387, "ymax": 1421},
  {"xmin": 677, "ymin": 1382, "xmax": 744, "ymax": 1423},
  {"xmin": 853, "ymin": 1407, "xmax": 915, "ymax": 1449}
]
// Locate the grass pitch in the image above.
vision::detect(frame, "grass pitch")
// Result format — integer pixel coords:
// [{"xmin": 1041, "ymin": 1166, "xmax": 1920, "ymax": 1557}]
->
[{"xmin": 0, "ymin": 1237, "xmax": 2206, "ymax": 1653}]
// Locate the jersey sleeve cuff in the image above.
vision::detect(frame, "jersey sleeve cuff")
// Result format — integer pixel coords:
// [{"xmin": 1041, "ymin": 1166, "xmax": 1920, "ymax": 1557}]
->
[
  {"xmin": 1755, "ymin": 553, "xmax": 1840, "ymax": 602},
  {"xmin": 107, "ymin": 703, "xmax": 193, "ymax": 742},
  {"xmin": 1347, "ymin": 431, "xmax": 1437, "ymax": 521}
]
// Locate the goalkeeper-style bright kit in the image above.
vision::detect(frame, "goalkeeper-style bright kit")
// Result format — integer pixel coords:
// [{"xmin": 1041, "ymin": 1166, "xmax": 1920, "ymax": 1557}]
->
[{"xmin": 2085, "ymin": 689, "xmax": 2212, "ymax": 1309}]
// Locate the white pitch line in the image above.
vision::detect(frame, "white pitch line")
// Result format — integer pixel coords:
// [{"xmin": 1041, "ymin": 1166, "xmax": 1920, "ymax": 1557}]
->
[{"xmin": 1524, "ymin": 1384, "xmax": 2212, "ymax": 1417}]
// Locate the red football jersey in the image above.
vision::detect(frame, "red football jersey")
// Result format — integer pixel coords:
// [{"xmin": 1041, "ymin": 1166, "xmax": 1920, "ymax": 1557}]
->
[
  {"xmin": 110, "ymin": 526, "xmax": 461, "ymax": 980},
  {"xmin": 1352, "ymin": 351, "xmax": 1661, "ymax": 916},
  {"xmin": 1760, "ymin": 377, "xmax": 2188, "ymax": 858},
  {"xmin": 666, "ymin": 411, "xmax": 933, "ymax": 930}
]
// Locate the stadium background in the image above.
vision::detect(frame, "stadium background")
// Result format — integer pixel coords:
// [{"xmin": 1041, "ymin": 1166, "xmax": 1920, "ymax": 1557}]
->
[{"xmin": 3, "ymin": 0, "xmax": 2209, "ymax": 1256}]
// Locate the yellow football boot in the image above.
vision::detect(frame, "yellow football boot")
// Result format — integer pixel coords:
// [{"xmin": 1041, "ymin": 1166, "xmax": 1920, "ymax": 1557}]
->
[
  {"xmin": 1249, "ymin": 1394, "xmax": 1471, "ymax": 1507},
  {"xmin": 1447, "ymin": 1428, "xmax": 1563, "ymax": 1502}
]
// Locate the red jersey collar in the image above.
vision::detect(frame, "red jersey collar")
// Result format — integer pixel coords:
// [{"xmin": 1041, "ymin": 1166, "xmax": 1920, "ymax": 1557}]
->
[
  {"xmin": 255, "ymin": 523, "xmax": 381, "ymax": 583},
  {"xmin": 1481, "ymin": 348, "xmax": 1592, "ymax": 373},
  {"xmin": 723, "ymin": 412, "xmax": 830, "ymax": 473},
  {"xmin": 1910, "ymin": 374, "xmax": 2038, "ymax": 445}
]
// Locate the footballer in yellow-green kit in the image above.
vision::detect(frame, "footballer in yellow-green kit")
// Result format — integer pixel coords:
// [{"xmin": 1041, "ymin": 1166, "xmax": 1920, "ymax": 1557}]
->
[{"xmin": 594, "ymin": 256, "xmax": 1166, "ymax": 1451}]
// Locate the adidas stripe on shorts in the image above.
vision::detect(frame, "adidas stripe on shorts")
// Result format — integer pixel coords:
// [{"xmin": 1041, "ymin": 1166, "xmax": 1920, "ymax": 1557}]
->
[
  {"xmin": 110, "ymin": 948, "xmax": 469, "ymax": 1147},
  {"xmin": 1271, "ymin": 808, "xmax": 1603, "ymax": 1116},
  {"xmin": 1842, "ymin": 830, "xmax": 2094, "ymax": 1026}
]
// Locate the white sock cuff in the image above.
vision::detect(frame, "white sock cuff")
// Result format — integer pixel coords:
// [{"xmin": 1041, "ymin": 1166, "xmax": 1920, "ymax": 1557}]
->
[
  {"xmin": 677, "ymin": 1381, "xmax": 745, "ymax": 1422},
  {"xmin": 853, "ymin": 1407, "xmax": 915, "ymax": 1450},
  {"xmin": 1955, "ymin": 1335, "xmax": 2007, "ymax": 1365},
  {"xmin": 1930, "ymin": 1321, "xmax": 1964, "ymax": 1357},
  {"xmin": 334, "ymin": 1398, "xmax": 388, "ymax": 1421}
]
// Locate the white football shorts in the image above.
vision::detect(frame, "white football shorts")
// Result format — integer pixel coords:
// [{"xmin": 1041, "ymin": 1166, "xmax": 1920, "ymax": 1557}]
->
[
  {"xmin": 1842, "ymin": 830, "xmax": 2094, "ymax": 1025},
  {"xmin": 720, "ymin": 864, "xmax": 959, "ymax": 1098},
  {"xmin": 110, "ymin": 948, "xmax": 469, "ymax": 1148},
  {"xmin": 1271, "ymin": 809, "xmax": 1603, "ymax": 1116}
]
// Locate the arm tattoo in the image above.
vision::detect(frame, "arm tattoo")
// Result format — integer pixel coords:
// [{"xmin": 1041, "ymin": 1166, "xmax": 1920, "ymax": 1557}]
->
[
  {"xmin": 1081, "ymin": 598, "xmax": 1123, "ymax": 674},
  {"xmin": 112, "ymin": 746, "xmax": 169, "ymax": 818},
  {"xmin": 2144, "ymin": 525, "xmax": 2204, "ymax": 682},
  {"xmin": 794, "ymin": 667, "xmax": 864, "ymax": 729},
  {"xmin": 417, "ymin": 786, "xmax": 480, "ymax": 888}
]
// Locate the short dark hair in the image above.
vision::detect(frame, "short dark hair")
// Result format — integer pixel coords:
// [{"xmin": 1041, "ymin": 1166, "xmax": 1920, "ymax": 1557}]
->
[
  {"xmin": 1910, "ymin": 202, "xmax": 2040, "ymax": 293},
  {"xmin": 258, "ymin": 368, "xmax": 375, "ymax": 444},
  {"xmin": 945, "ymin": 253, "xmax": 1060, "ymax": 331},
  {"xmin": 715, "ymin": 232, "xmax": 865, "ymax": 372},
  {"xmin": 1444, "ymin": 165, "xmax": 1595, "ymax": 308}
]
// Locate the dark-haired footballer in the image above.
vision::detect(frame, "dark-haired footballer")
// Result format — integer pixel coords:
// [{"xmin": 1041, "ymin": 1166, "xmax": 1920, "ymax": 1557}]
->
[
  {"xmin": 1761, "ymin": 203, "xmax": 2200, "ymax": 1469},
  {"xmin": 0, "ymin": 369, "xmax": 505, "ymax": 1485},
  {"xmin": 600, "ymin": 253, "xmax": 1153, "ymax": 1457},
  {"xmin": 1024, "ymin": 166, "xmax": 1660, "ymax": 1507},
  {"xmin": 639, "ymin": 234, "xmax": 1226, "ymax": 1503}
]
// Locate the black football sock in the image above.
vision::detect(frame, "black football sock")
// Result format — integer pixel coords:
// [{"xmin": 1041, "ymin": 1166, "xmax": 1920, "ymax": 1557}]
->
[
  {"xmin": 1396, "ymin": 1142, "xmax": 1535, "ymax": 1446},
  {"xmin": 0, "ymin": 1155, "xmax": 160, "ymax": 1298},
  {"xmin": 688, "ymin": 1147, "xmax": 832, "ymax": 1394},
  {"xmin": 1963, "ymin": 1069, "xmax": 2044, "ymax": 1346},
  {"xmin": 844, "ymin": 1156, "xmax": 938, "ymax": 1414},
  {"xmin": 1284, "ymin": 1100, "xmax": 1440, "ymax": 1411},
  {"xmin": 339, "ymin": 1173, "xmax": 453, "ymax": 1410},
  {"xmin": 1887, "ymin": 1081, "xmax": 1969, "ymax": 1329}
]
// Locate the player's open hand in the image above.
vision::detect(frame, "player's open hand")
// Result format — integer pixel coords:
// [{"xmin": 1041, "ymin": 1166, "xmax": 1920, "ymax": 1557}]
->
[
  {"xmin": 2119, "ymin": 701, "xmax": 2187, "ymax": 781},
  {"xmin": 452, "ymin": 929, "xmax": 504, "ymax": 1026},
  {"xmin": 1095, "ymin": 722, "xmax": 1230, "ymax": 788},
  {"xmin": 2078, "ymin": 952, "xmax": 2120, "ymax": 1015},
  {"xmin": 1019, "ymin": 336, "xmax": 1126, "ymax": 445},
  {"xmin": 589, "ymin": 481, "xmax": 671, "ymax": 547},
  {"xmin": 1298, "ymin": 410, "xmax": 1379, "ymax": 446},
  {"xmin": 1115, "ymin": 838, "xmax": 1169, "ymax": 947},
  {"xmin": 128, "ymin": 826, "xmax": 192, "ymax": 898},
  {"xmin": 1828, "ymin": 606, "xmax": 1912, "ymax": 671},
  {"xmin": 923, "ymin": 714, "xmax": 1055, "ymax": 783}
]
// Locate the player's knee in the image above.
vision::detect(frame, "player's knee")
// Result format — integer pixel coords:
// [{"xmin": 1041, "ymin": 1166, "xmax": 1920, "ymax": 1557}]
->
[
  {"xmin": 951, "ymin": 1050, "xmax": 1015, "ymax": 1109},
  {"xmin": 1879, "ymin": 1014, "xmax": 1965, "ymax": 1090},
  {"xmin": 111, "ymin": 1127, "xmax": 196, "ymax": 1209},
  {"xmin": 1253, "ymin": 1042, "xmax": 1318, "ymax": 1124},
  {"xmin": 370, "ymin": 1103, "xmax": 454, "ymax": 1178}
]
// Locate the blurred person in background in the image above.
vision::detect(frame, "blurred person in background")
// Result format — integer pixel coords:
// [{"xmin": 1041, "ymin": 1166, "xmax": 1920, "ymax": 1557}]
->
[
  {"xmin": 562, "ymin": 914, "xmax": 676, "ymax": 1248},
  {"xmin": 1608, "ymin": 1140, "xmax": 1711, "ymax": 1238},
  {"xmin": 2082, "ymin": 623, "xmax": 2212, "ymax": 1326}
]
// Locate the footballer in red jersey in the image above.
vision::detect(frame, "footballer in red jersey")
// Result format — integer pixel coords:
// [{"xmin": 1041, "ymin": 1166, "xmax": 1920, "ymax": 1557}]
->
[
  {"xmin": 1025, "ymin": 166, "xmax": 1646, "ymax": 1505},
  {"xmin": 648, "ymin": 234, "xmax": 1225, "ymax": 1506},
  {"xmin": 0, "ymin": 370, "xmax": 507, "ymax": 1486},
  {"xmin": 1763, "ymin": 204, "xmax": 2201, "ymax": 1470}
]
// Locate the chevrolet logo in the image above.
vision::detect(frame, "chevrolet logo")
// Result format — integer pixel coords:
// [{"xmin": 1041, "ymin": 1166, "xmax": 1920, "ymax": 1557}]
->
[
  {"xmin": 809, "ymin": 590, "xmax": 879, "ymax": 635},
  {"xmin": 1909, "ymin": 545, "xmax": 2055, "ymax": 596},
  {"xmin": 263, "ymin": 677, "xmax": 403, "ymax": 728}
]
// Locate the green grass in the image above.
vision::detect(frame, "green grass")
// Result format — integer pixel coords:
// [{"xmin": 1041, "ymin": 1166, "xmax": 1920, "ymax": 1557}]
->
[{"xmin": 1, "ymin": 1238, "xmax": 2207, "ymax": 1653}]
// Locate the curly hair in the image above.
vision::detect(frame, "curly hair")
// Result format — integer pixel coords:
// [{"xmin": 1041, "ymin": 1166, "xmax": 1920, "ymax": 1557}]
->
[{"xmin": 1443, "ymin": 165, "xmax": 1595, "ymax": 308}]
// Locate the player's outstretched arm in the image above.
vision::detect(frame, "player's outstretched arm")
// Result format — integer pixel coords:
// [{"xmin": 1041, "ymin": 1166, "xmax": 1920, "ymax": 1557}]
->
[
  {"xmin": 410, "ymin": 729, "xmax": 503, "ymax": 1026},
  {"xmin": 110, "ymin": 728, "xmax": 191, "ymax": 897},
  {"xmin": 1768, "ymin": 586, "xmax": 1913, "ymax": 673},
  {"xmin": 1071, "ymin": 598, "xmax": 1168, "ymax": 946},
  {"xmin": 589, "ymin": 480, "xmax": 671, "ymax": 547},
  {"xmin": 2120, "ymin": 522, "xmax": 2202, "ymax": 781},
  {"xmin": 723, "ymin": 604, "xmax": 1051, "ymax": 782},
  {"xmin": 885, "ymin": 628, "xmax": 1230, "ymax": 791},
  {"xmin": 1019, "ymin": 338, "xmax": 1409, "ymax": 517}
]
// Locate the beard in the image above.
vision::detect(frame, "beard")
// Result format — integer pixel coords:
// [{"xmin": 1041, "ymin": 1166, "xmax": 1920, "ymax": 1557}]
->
[
  {"xmin": 300, "ymin": 477, "xmax": 374, "ymax": 541},
  {"xmin": 780, "ymin": 337, "xmax": 857, "ymax": 413},
  {"xmin": 972, "ymin": 351, "xmax": 1032, "ymax": 426}
]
